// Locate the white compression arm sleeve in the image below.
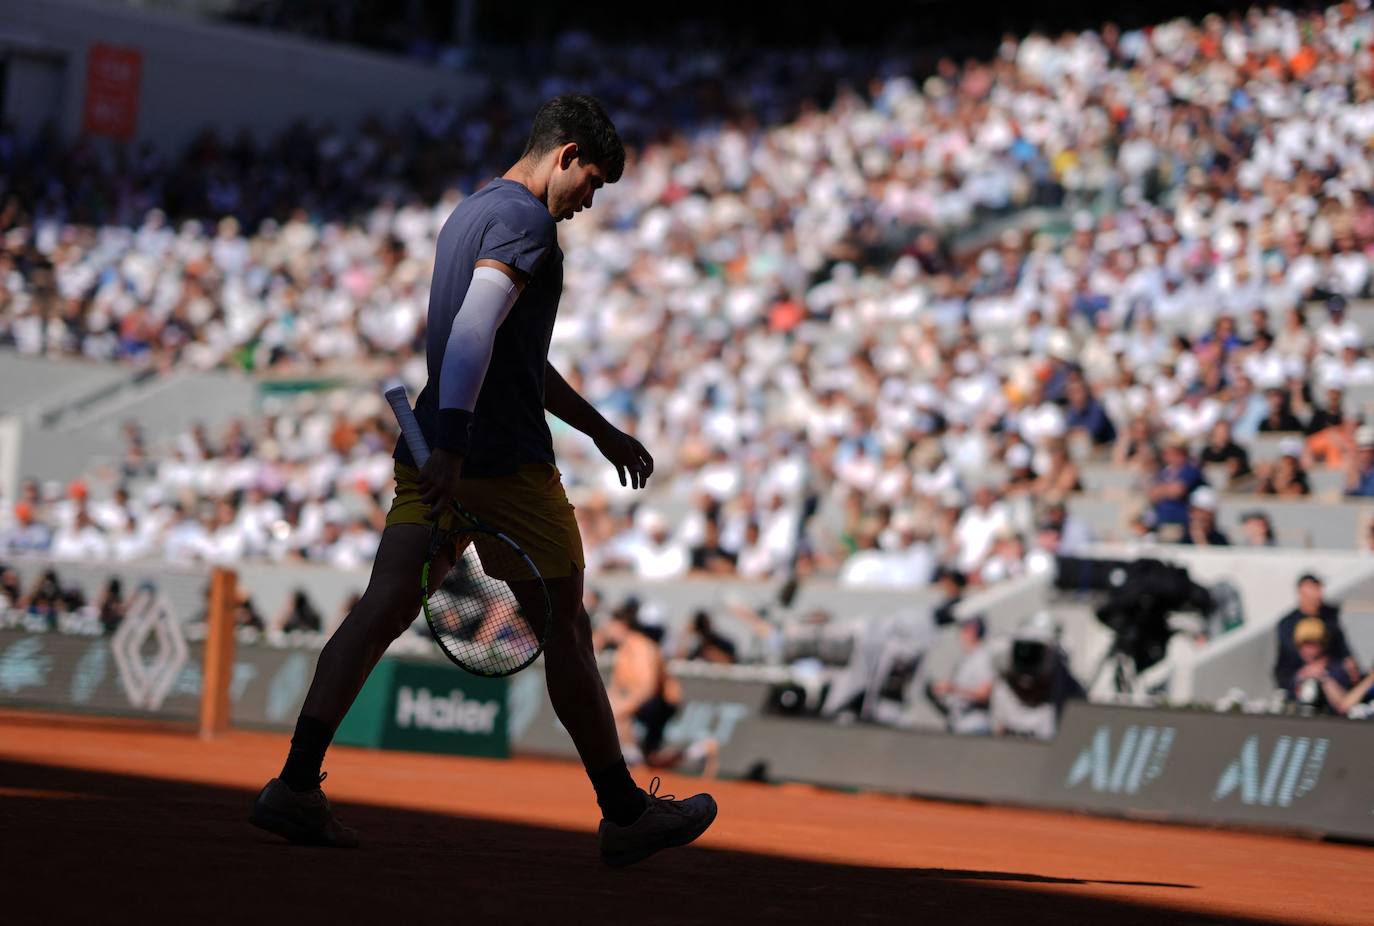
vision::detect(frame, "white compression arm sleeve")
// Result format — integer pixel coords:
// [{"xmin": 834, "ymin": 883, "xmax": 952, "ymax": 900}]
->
[{"xmin": 439, "ymin": 265, "xmax": 520, "ymax": 413}]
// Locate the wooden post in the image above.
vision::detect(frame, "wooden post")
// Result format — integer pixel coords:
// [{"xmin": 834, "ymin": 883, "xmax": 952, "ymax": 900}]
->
[{"xmin": 199, "ymin": 567, "xmax": 238, "ymax": 739}]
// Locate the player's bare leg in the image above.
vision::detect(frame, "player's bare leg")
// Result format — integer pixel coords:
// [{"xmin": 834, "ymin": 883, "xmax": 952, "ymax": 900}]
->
[
  {"xmin": 250, "ymin": 523, "xmax": 454, "ymax": 847},
  {"xmin": 511, "ymin": 569, "xmax": 717, "ymax": 865}
]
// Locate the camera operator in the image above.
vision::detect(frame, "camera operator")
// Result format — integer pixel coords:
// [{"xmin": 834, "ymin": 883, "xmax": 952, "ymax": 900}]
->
[{"xmin": 989, "ymin": 613, "xmax": 1084, "ymax": 740}]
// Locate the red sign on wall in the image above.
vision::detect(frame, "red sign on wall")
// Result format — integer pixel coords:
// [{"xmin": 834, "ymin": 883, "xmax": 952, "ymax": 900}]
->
[{"xmin": 83, "ymin": 44, "xmax": 142, "ymax": 140}]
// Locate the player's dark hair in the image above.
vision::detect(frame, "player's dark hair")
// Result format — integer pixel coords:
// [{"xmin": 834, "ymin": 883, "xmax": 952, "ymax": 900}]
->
[{"xmin": 521, "ymin": 94, "xmax": 624, "ymax": 182}]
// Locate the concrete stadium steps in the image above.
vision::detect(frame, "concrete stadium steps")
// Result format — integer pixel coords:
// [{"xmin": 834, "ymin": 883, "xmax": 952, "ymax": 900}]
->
[
  {"xmin": 0, "ymin": 354, "xmax": 133, "ymax": 420},
  {"xmin": 15, "ymin": 367, "xmax": 258, "ymax": 486}
]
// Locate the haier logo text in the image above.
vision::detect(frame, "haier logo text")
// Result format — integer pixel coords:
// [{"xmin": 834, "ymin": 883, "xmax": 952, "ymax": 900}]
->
[{"xmin": 395, "ymin": 686, "xmax": 500, "ymax": 734}]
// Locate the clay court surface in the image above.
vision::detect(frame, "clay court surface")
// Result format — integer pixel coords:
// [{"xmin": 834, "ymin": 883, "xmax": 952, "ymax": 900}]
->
[{"xmin": 0, "ymin": 711, "xmax": 1368, "ymax": 925}]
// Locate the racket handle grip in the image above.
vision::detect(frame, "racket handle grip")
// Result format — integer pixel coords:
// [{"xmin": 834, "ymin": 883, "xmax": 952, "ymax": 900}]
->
[{"xmin": 382, "ymin": 379, "xmax": 431, "ymax": 468}]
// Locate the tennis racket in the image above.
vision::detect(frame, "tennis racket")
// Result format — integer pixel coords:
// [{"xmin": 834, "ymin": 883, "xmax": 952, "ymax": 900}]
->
[{"xmin": 383, "ymin": 381, "xmax": 551, "ymax": 677}]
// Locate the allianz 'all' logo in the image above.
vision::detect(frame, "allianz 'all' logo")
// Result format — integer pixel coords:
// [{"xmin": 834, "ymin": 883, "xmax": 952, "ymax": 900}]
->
[
  {"xmin": 1212, "ymin": 735, "xmax": 1329, "ymax": 808},
  {"xmin": 1066, "ymin": 724, "xmax": 1177, "ymax": 794}
]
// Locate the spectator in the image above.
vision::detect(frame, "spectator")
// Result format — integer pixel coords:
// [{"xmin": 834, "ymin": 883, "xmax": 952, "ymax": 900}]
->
[
  {"xmin": 931, "ymin": 566, "xmax": 967, "ymax": 628},
  {"xmin": 2, "ymin": 502, "xmax": 52, "ymax": 555},
  {"xmin": 953, "ymin": 484, "xmax": 1011, "ymax": 576},
  {"xmin": 1238, "ymin": 511, "xmax": 1278, "ymax": 548},
  {"xmin": 1183, "ymin": 487, "xmax": 1230, "ymax": 547},
  {"xmin": 1304, "ymin": 385, "xmax": 1346, "ymax": 437},
  {"xmin": 1287, "ymin": 618, "xmax": 1360, "ymax": 716},
  {"xmin": 1148, "ymin": 436, "xmax": 1204, "ymax": 541},
  {"xmin": 1063, "ymin": 378, "xmax": 1115, "ymax": 447},
  {"xmin": 1344, "ymin": 425, "xmax": 1374, "ymax": 497},
  {"xmin": 623, "ymin": 511, "xmax": 689, "ymax": 581},
  {"xmin": 1032, "ymin": 438, "xmax": 1082, "ymax": 501},
  {"xmin": 1258, "ymin": 388, "xmax": 1304, "ymax": 433},
  {"xmin": 1274, "ymin": 574, "xmax": 1359, "ymax": 695},
  {"xmin": 96, "ymin": 577, "xmax": 126, "ymax": 634},
  {"xmin": 1316, "ymin": 296, "xmax": 1361, "ymax": 357},
  {"xmin": 979, "ymin": 530, "xmax": 1028, "ymax": 586},
  {"xmin": 927, "ymin": 614, "xmax": 995, "ymax": 735},
  {"xmin": 50, "ymin": 507, "xmax": 111, "ymax": 560},
  {"xmin": 678, "ymin": 611, "xmax": 738, "ymax": 665},
  {"xmin": 1199, "ymin": 420, "xmax": 1251, "ymax": 489},
  {"xmin": 0, "ymin": 565, "xmax": 23, "ymax": 609},
  {"xmin": 1257, "ymin": 440, "xmax": 1312, "ymax": 497},
  {"xmin": 277, "ymin": 588, "xmax": 324, "ymax": 633},
  {"xmin": 1306, "ymin": 415, "xmax": 1360, "ymax": 473},
  {"xmin": 232, "ymin": 587, "xmax": 266, "ymax": 631},
  {"xmin": 688, "ymin": 518, "xmax": 737, "ymax": 576},
  {"xmin": 1038, "ymin": 501, "xmax": 1091, "ymax": 555}
]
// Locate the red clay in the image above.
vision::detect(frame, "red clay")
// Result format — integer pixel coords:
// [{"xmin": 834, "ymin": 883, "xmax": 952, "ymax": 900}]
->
[{"xmin": 0, "ymin": 711, "xmax": 1369, "ymax": 925}]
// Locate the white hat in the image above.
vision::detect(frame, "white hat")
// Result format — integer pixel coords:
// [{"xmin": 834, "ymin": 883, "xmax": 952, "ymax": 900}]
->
[
  {"xmin": 1357, "ymin": 425, "xmax": 1374, "ymax": 448},
  {"xmin": 1005, "ymin": 443, "xmax": 1033, "ymax": 470},
  {"xmin": 1279, "ymin": 436, "xmax": 1304, "ymax": 459},
  {"xmin": 1190, "ymin": 486, "xmax": 1219, "ymax": 512}
]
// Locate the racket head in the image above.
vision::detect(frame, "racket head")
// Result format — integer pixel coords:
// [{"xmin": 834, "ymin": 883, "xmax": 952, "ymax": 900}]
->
[{"xmin": 420, "ymin": 521, "xmax": 551, "ymax": 677}]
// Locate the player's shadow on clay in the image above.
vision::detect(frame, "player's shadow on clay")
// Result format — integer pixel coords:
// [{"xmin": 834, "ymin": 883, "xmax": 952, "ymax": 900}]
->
[
  {"xmin": 908, "ymin": 868, "xmax": 1194, "ymax": 889},
  {"xmin": 6, "ymin": 758, "xmax": 1268, "ymax": 925}
]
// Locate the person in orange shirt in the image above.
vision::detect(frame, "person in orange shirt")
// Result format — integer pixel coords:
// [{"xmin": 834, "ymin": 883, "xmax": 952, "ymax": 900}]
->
[{"xmin": 1307, "ymin": 416, "xmax": 1360, "ymax": 472}]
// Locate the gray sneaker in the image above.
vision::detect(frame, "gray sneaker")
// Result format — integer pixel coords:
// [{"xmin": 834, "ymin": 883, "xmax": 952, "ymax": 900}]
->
[
  {"xmin": 597, "ymin": 777, "xmax": 717, "ymax": 867},
  {"xmin": 249, "ymin": 774, "xmax": 359, "ymax": 848}
]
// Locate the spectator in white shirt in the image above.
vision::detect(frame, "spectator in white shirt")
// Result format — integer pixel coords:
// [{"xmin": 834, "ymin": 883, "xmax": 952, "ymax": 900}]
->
[
  {"xmin": 953, "ymin": 484, "xmax": 1011, "ymax": 575},
  {"xmin": 628, "ymin": 510, "xmax": 690, "ymax": 581},
  {"xmin": 50, "ymin": 508, "xmax": 111, "ymax": 561}
]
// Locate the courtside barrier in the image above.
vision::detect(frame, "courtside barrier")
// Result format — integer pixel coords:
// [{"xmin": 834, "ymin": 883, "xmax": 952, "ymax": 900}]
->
[
  {"xmin": 715, "ymin": 704, "xmax": 1374, "ymax": 842},
  {"xmin": 1038, "ymin": 704, "xmax": 1374, "ymax": 842}
]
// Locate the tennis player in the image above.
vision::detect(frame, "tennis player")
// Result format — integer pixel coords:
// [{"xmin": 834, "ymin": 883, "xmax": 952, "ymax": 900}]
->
[{"xmin": 251, "ymin": 95, "xmax": 717, "ymax": 866}]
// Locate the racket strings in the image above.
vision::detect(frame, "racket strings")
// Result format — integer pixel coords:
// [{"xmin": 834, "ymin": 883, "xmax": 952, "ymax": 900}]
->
[{"xmin": 425, "ymin": 530, "xmax": 545, "ymax": 676}]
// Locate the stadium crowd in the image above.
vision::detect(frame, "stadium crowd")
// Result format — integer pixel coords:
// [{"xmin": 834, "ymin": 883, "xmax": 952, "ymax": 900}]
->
[{"xmin": 4, "ymin": 4, "xmax": 1374, "ymax": 595}]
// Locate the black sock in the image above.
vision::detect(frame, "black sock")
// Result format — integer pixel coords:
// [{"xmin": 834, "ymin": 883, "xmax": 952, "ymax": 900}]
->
[
  {"xmin": 587, "ymin": 758, "xmax": 646, "ymax": 825},
  {"xmin": 280, "ymin": 714, "xmax": 334, "ymax": 792}
]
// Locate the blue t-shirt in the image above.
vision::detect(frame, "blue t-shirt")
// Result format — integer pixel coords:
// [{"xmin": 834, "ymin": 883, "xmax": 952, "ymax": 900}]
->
[
  {"xmin": 1346, "ymin": 467, "xmax": 1374, "ymax": 498},
  {"xmin": 1152, "ymin": 463, "xmax": 1203, "ymax": 526},
  {"xmin": 394, "ymin": 178, "xmax": 562, "ymax": 477}
]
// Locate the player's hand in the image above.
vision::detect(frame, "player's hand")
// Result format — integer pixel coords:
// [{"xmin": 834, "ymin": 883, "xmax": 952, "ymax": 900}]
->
[
  {"xmin": 418, "ymin": 448, "xmax": 465, "ymax": 518},
  {"xmin": 594, "ymin": 425, "xmax": 654, "ymax": 490}
]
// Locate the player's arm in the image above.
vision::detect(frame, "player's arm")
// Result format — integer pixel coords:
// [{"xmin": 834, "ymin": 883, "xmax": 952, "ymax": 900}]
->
[
  {"xmin": 545, "ymin": 361, "xmax": 654, "ymax": 489},
  {"xmin": 417, "ymin": 259, "xmax": 525, "ymax": 513}
]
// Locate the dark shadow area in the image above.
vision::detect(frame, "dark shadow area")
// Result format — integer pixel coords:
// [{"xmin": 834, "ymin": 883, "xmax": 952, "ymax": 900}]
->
[{"xmin": 0, "ymin": 760, "xmax": 1269, "ymax": 925}]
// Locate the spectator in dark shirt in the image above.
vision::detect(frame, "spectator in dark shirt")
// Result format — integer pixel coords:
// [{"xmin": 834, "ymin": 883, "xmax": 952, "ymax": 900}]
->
[
  {"xmin": 1064, "ymin": 377, "xmax": 1116, "ymax": 446},
  {"xmin": 1148, "ymin": 436, "xmax": 1204, "ymax": 538},
  {"xmin": 1345, "ymin": 425, "xmax": 1374, "ymax": 497},
  {"xmin": 279, "ymin": 588, "xmax": 324, "ymax": 633},
  {"xmin": 1305, "ymin": 386, "xmax": 1346, "ymax": 436},
  {"xmin": 1199, "ymin": 419, "xmax": 1251, "ymax": 488},
  {"xmin": 97, "ymin": 577, "xmax": 126, "ymax": 634},
  {"xmin": 1183, "ymin": 487, "xmax": 1230, "ymax": 546},
  {"xmin": 932, "ymin": 566, "xmax": 967, "ymax": 627},
  {"xmin": 688, "ymin": 519, "xmax": 738, "ymax": 575},
  {"xmin": 1287, "ymin": 617, "xmax": 1359, "ymax": 715},
  {"xmin": 1258, "ymin": 387, "xmax": 1304, "ymax": 433},
  {"xmin": 1274, "ymin": 573, "xmax": 1358, "ymax": 693},
  {"xmin": 680, "ymin": 611, "xmax": 738, "ymax": 664}
]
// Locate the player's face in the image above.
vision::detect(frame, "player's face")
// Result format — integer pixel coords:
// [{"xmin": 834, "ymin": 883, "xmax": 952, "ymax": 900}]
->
[{"xmin": 550, "ymin": 145, "xmax": 606, "ymax": 221}]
